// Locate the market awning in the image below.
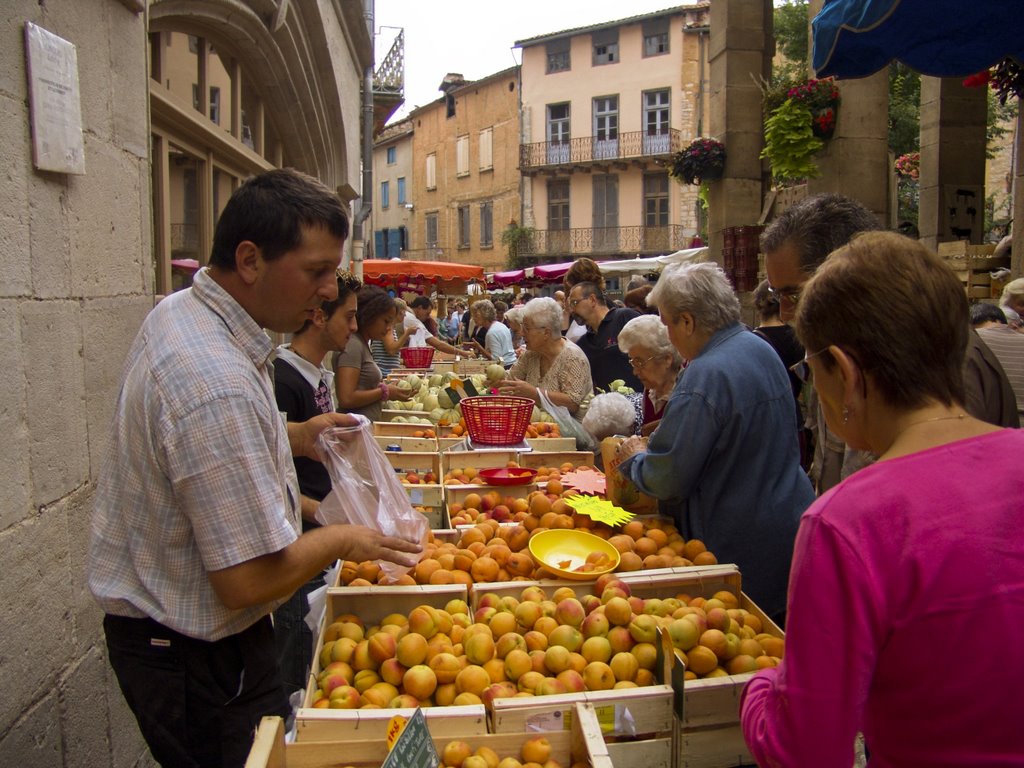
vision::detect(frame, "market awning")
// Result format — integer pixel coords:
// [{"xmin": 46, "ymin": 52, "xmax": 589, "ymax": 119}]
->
[
  {"xmin": 171, "ymin": 258, "xmax": 200, "ymax": 272},
  {"xmin": 532, "ymin": 262, "xmax": 573, "ymax": 282},
  {"xmin": 812, "ymin": 0, "xmax": 1024, "ymax": 79},
  {"xmin": 360, "ymin": 259, "xmax": 485, "ymax": 284},
  {"xmin": 489, "ymin": 269, "xmax": 526, "ymax": 287},
  {"xmin": 597, "ymin": 248, "xmax": 708, "ymax": 277}
]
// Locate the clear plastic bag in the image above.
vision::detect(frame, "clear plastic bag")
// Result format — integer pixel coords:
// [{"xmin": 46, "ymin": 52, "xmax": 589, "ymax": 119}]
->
[
  {"xmin": 315, "ymin": 421, "xmax": 427, "ymax": 582},
  {"xmin": 538, "ymin": 389, "xmax": 598, "ymax": 452}
]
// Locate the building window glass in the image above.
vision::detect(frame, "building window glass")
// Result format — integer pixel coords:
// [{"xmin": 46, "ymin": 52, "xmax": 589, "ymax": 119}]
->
[
  {"xmin": 548, "ymin": 179, "xmax": 570, "ymax": 253},
  {"xmin": 387, "ymin": 146, "xmax": 396, "ymax": 164},
  {"xmin": 458, "ymin": 205, "xmax": 471, "ymax": 248},
  {"xmin": 546, "ymin": 39, "xmax": 570, "ymax": 74},
  {"xmin": 381, "ymin": 180, "xmax": 389, "ymax": 209},
  {"xmin": 426, "ymin": 153, "xmax": 436, "ymax": 190},
  {"xmin": 480, "ymin": 203, "xmax": 493, "ymax": 247},
  {"xmin": 425, "ymin": 213, "xmax": 438, "ymax": 247},
  {"xmin": 643, "ymin": 20, "xmax": 670, "ymax": 57},
  {"xmin": 592, "ymin": 29, "xmax": 619, "ymax": 66},
  {"xmin": 642, "ymin": 89, "xmax": 671, "ymax": 154},
  {"xmin": 397, "ymin": 177, "xmax": 406, "ymax": 205},
  {"xmin": 643, "ymin": 173, "xmax": 669, "ymax": 227},
  {"xmin": 209, "ymin": 86, "xmax": 220, "ymax": 124}
]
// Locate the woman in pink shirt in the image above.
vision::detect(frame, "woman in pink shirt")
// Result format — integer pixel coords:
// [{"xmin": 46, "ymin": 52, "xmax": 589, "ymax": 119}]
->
[{"xmin": 740, "ymin": 232, "xmax": 1024, "ymax": 766}]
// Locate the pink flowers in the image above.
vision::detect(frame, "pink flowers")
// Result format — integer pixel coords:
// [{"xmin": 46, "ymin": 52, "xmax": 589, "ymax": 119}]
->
[
  {"xmin": 787, "ymin": 77, "xmax": 841, "ymax": 113},
  {"xmin": 895, "ymin": 152, "xmax": 920, "ymax": 180}
]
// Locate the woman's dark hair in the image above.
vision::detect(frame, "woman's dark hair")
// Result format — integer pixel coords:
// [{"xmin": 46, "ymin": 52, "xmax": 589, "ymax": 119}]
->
[
  {"xmin": 209, "ymin": 168, "xmax": 349, "ymax": 270},
  {"xmin": 970, "ymin": 302, "xmax": 1008, "ymax": 326},
  {"xmin": 624, "ymin": 284, "xmax": 655, "ymax": 313},
  {"xmin": 356, "ymin": 285, "xmax": 396, "ymax": 333},
  {"xmin": 563, "ymin": 258, "xmax": 606, "ymax": 292},
  {"xmin": 753, "ymin": 279, "xmax": 781, "ymax": 321},
  {"xmin": 295, "ymin": 271, "xmax": 362, "ymax": 336},
  {"xmin": 796, "ymin": 231, "xmax": 967, "ymax": 410}
]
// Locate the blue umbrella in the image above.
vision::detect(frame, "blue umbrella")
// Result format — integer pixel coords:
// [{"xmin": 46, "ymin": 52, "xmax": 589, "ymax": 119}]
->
[{"xmin": 813, "ymin": 0, "xmax": 1024, "ymax": 79}]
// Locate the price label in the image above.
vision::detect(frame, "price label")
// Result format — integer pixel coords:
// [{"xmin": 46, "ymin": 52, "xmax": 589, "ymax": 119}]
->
[
  {"xmin": 382, "ymin": 708, "xmax": 439, "ymax": 768},
  {"xmin": 563, "ymin": 494, "xmax": 635, "ymax": 526}
]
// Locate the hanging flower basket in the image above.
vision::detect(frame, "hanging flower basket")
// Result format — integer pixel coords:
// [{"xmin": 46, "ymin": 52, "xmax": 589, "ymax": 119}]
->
[
  {"xmin": 787, "ymin": 78, "xmax": 840, "ymax": 140},
  {"xmin": 894, "ymin": 152, "xmax": 920, "ymax": 180},
  {"xmin": 669, "ymin": 138, "xmax": 726, "ymax": 186}
]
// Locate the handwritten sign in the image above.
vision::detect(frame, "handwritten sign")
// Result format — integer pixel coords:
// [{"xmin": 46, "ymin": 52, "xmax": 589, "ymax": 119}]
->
[
  {"xmin": 381, "ymin": 708, "xmax": 439, "ymax": 768},
  {"xmin": 25, "ymin": 22, "xmax": 85, "ymax": 174}
]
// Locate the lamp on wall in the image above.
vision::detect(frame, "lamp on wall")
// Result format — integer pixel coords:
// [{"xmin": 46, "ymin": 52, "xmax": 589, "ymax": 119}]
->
[{"xmin": 404, "ymin": 203, "xmax": 414, "ymax": 210}]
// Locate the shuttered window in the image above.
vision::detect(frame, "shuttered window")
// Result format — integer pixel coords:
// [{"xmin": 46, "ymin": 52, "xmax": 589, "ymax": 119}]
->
[
  {"xmin": 456, "ymin": 135, "xmax": 470, "ymax": 177},
  {"xmin": 479, "ymin": 128, "xmax": 493, "ymax": 171},
  {"xmin": 426, "ymin": 153, "xmax": 436, "ymax": 190}
]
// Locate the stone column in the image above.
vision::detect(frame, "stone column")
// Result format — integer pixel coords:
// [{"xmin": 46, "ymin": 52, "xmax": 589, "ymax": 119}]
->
[
  {"xmin": 918, "ymin": 77, "xmax": 989, "ymax": 250},
  {"xmin": 807, "ymin": 0, "xmax": 890, "ymax": 224},
  {"xmin": 1014, "ymin": 110, "xmax": 1024, "ymax": 279},
  {"xmin": 706, "ymin": 0, "xmax": 773, "ymax": 259}
]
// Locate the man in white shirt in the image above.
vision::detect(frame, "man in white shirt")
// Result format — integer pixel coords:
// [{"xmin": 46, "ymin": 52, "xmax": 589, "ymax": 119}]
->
[{"xmin": 405, "ymin": 296, "xmax": 462, "ymax": 354}]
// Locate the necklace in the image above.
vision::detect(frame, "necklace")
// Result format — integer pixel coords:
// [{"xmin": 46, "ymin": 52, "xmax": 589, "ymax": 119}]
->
[{"xmin": 891, "ymin": 412, "xmax": 966, "ymax": 442}]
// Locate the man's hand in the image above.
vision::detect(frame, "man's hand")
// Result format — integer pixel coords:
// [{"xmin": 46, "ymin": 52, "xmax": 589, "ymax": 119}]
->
[
  {"xmin": 616, "ymin": 435, "xmax": 647, "ymax": 463},
  {"xmin": 387, "ymin": 384, "xmax": 414, "ymax": 402},
  {"xmin": 336, "ymin": 524, "xmax": 422, "ymax": 567},
  {"xmin": 289, "ymin": 413, "xmax": 360, "ymax": 461}
]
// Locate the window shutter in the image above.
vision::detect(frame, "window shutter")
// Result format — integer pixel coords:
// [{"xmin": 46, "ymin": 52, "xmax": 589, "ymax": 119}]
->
[
  {"xmin": 426, "ymin": 154, "xmax": 436, "ymax": 190},
  {"xmin": 457, "ymin": 136, "xmax": 469, "ymax": 177},
  {"xmin": 479, "ymin": 128, "xmax": 493, "ymax": 170},
  {"xmin": 374, "ymin": 230, "xmax": 385, "ymax": 258}
]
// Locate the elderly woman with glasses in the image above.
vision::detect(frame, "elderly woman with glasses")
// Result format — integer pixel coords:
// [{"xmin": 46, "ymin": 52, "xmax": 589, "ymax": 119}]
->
[
  {"xmin": 496, "ymin": 297, "xmax": 593, "ymax": 414},
  {"xmin": 740, "ymin": 231, "xmax": 1024, "ymax": 766},
  {"xmin": 615, "ymin": 263, "xmax": 814, "ymax": 622},
  {"xmin": 616, "ymin": 314, "xmax": 684, "ymax": 436}
]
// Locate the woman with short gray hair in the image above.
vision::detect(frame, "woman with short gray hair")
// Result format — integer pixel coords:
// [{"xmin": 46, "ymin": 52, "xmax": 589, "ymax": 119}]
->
[
  {"xmin": 617, "ymin": 314, "xmax": 683, "ymax": 435},
  {"xmin": 468, "ymin": 299, "xmax": 516, "ymax": 367},
  {"xmin": 497, "ymin": 297, "xmax": 593, "ymax": 413},
  {"xmin": 615, "ymin": 262, "xmax": 813, "ymax": 623}
]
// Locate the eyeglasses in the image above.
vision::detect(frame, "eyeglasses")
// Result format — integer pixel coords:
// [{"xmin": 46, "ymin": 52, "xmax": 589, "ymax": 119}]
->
[
  {"xmin": 766, "ymin": 283, "xmax": 803, "ymax": 306},
  {"xmin": 568, "ymin": 296, "xmax": 587, "ymax": 309},
  {"xmin": 628, "ymin": 353, "xmax": 661, "ymax": 369},
  {"xmin": 790, "ymin": 347, "xmax": 829, "ymax": 384}
]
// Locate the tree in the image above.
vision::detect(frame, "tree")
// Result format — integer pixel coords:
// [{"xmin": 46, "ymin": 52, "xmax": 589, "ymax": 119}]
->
[{"xmin": 500, "ymin": 220, "xmax": 534, "ymax": 269}]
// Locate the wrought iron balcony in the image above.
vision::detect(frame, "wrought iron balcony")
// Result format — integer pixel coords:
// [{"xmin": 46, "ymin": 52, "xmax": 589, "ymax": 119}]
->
[
  {"xmin": 519, "ymin": 129, "xmax": 683, "ymax": 173},
  {"xmin": 519, "ymin": 225, "xmax": 689, "ymax": 261}
]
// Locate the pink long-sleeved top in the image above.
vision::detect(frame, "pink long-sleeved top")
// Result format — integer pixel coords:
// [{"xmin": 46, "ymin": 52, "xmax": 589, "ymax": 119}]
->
[{"xmin": 740, "ymin": 429, "xmax": 1024, "ymax": 767}]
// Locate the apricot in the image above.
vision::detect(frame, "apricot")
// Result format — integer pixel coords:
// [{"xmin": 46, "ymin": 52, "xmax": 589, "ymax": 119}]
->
[
  {"xmin": 693, "ymin": 550, "xmax": 719, "ymax": 566},
  {"xmin": 683, "ymin": 538, "xmax": 707, "ymax": 561},
  {"xmin": 471, "ymin": 556, "xmax": 500, "ymax": 582},
  {"xmin": 686, "ymin": 645, "xmax": 718, "ymax": 676}
]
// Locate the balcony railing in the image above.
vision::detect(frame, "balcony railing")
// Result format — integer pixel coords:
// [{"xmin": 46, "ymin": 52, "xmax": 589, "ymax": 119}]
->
[
  {"xmin": 520, "ymin": 225, "xmax": 688, "ymax": 260},
  {"xmin": 519, "ymin": 129, "xmax": 683, "ymax": 172}
]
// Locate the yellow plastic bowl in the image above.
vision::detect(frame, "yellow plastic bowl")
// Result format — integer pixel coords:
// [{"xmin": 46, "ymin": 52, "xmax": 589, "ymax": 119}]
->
[{"xmin": 528, "ymin": 529, "xmax": 621, "ymax": 581}]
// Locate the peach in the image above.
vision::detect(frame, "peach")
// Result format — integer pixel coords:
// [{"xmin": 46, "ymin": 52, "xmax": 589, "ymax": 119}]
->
[
  {"xmin": 465, "ymin": 632, "xmax": 496, "ymax": 665},
  {"xmin": 543, "ymin": 644, "xmax": 572, "ymax": 674},
  {"xmin": 517, "ymin": 670, "xmax": 546, "ymax": 694},
  {"xmin": 607, "ymin": 626, "xmax": 635, "ymax": 655},
  {"xmin": 329, "ymin": 637, "xmax": 358, "ymax": 664},
  {"xmin": 551, "ymin": 586, "xmax": 577, "ymax": 603},
  {"xmin": 429, "ymin": 652, "xmax": 462, "ymax": 684},
  {"xmin": 760, "ymin": 636, "xmax": 784, "ymax": 658},
  {"xmin": 556, "ymin": 668, "xmax": 585, "ymax": 693},
  {"xmin": 706, "ymin": 607, "xmax": 731, "ymax": 633},
  {"xmin": 471, "ymin": 556, "xmax": 500, "ymax": 582},
  {"xmin": 667, "ymin": 618, "xmax": 700, "ymax": 651},
  {"xmin": 504, "ymin": 649, "xmax": 533, "ymax": 681},
  {"xmin": 434, "ymin": 682, "xmax": 457, "ymax": 706},
  {"xmin": 520, "ymin": 585, "xmax": 547, "ymax": 603},
  {"xmin": 489, "ymin": 611, "xmax": 518, "ymax": 638},
  {"xmin": 456, "ymin": 664, "xmax": 492, "ymax": 697},
  {"xmin": 521, "ymin": 736, "xmax": 552, "ymax": 764},
  {"xmin": 481, "ymin": 681, "xmax": 518, "ymax": 707},
  {"xmin": 604, "ymin": 597, "xmax": 632, "ymax": 627},
  {"xmin": 610, "ymin": 651, "xmax": 639, "ymax": 683},
  {"xmin": 580, "ymin": 611, "xmax": 609, "ymax": 639},
  {"xmin": 686, "ymin": 645, "xmax": 718, "ymax": 676},
  {"xmin": 360, "ymin": 682, "xmax": 399, "ymax": 708},
  {"xmin": 408, "ymin": 605, "xmax": 441, "ymax": 639},
  {"xmin": 632, "ymin": 642, "xmax": 658, "ymax": 671},
  {"xmin": 496, "ymin": 631, "xmax": 528, "ymax": 659},
  {"xmin": 320, "ymin": 671, "xmax": 351, "ymax": 696},
  {"xmin": 635, "ymin": 668, "xmax": 655, "ymax": 686},
  {"xmin": 726, "ymin": 654, "xmax": 759, "ymax": 675},
  {"xmin": 547, "ymin": 625, "xmax": 583, "ymax": 653},
  {"xmin": 426, "ymin": 633, "xmax": 454, "ymax": 659},
  {"xmin": 580, "ymin": 594, "xmax": 603, "ymax": 615},
  {"xmin": 515, "ymin": 601, "xmax": 544, "ymax": 631},
  {"xmin": 327, "ymin": 684, "xmax": 360, "ymax": 708},
  {"xmin": 535, "ymin": 677, "xmax": 568, "ymax": 697},
  {"xmin": 474, "ymin": 747, "xmax": 501, "ymax": 768},
  {"xmin": 581, "ymin": 636, "xmax": 612, "ymax": 664},
  {"xmin": 554, "ymin": 598, "xmax": 585, "ymax": 628},
  {"xmin": 523, "ymin": 630, "xmax": 549, "ymax": 652},
  {"xmin": 352, "ymin": 669, "xmax": 380, "ymax": 693},
  {"xmin": 534, "ymin": 616, "xmax": 559, "ymax": 637},
  {"xmin": 567, "ymin": 652, "xmax": 588, "ymax": 675},
  {"xmin": 582, "ymin": 661, "xmax": 616, "ymax": 691},
  {"xmin": 700, "ymin": 629, "xmax": 728, "ymax": 660},
  {"xmin": 628, "ymin": 614, "xmax": 659, "ymax": 644},
  {"xmin": 389, "ymin": 693, "xmax": 421, "ymax": 708},
  {"xmin": 379, "ymin": 658, "xmax": 408, "ymax": 687},
  {"xmin": 368, "ymin": 632, "xmax": 397, "ymax": 665},
  {"xmin": 351, "ymin": 640, "xmax": 375, "ymax": 671},
  {"xmin": 443, "ymin": 741, "xmax": 473, "ymax": 768}
]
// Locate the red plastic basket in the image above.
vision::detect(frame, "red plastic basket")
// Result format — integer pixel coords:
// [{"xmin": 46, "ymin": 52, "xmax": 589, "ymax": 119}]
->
[
  {"xmin": 459, "ymin": 396, "xmax": 534, "ymax": 445},
  {"xmin": 400, "ymin": 346, "xmax": 435, "ymax": 369}
]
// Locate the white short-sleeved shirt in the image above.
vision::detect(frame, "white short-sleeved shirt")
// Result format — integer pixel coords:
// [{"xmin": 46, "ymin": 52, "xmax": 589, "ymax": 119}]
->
[
  {"xmin": 88, "ymin": 269, "xmax": 301, "ymax": 641},
  {"xmin": 404, "ymin": 311, "xmax": 433, "ymax": 347}
]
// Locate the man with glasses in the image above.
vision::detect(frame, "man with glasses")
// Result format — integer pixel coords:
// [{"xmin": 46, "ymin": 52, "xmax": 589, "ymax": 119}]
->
[
  {"xmin": 762, "ymin": 193, "xmax": 881, "ymax": 493},
  {"xmin": 567, "ymin": 281, "xmax": 642, "ymax": 393}
]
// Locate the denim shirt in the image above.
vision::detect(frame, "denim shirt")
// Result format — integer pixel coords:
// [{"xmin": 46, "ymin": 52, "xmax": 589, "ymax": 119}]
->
[{"xmin": 620, "ymin": 322, "xmax": 814, "ymax": 618}]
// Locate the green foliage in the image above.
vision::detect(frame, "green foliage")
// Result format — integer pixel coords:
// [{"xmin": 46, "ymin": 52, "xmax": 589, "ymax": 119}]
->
[
  {"xmin": 500, "ymin": 222, "xmax": 534, "ymax": 269},
  {"xmin": 773, "ymin": 0, "xmax": 809, "ymax": 64},
  {"xmin": 887, "ymin": 63, "xmax": 921, "ymax": 158},
  {"xmin": 761, "ymin": 99, "xmax": 823, "ymax": 182},
  {"xmin": 987, "ymin": 88, "xmax": 1018, "ymax": 159}
]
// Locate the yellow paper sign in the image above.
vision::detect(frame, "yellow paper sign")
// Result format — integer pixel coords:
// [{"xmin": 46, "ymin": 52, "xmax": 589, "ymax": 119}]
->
[
  {"xmin": 563, "ymin": 494, "xmax": 635, "ymax": 526},
  {"xmin": 385, "ymin": 714, "xmax": 407, "ymax": 751}
]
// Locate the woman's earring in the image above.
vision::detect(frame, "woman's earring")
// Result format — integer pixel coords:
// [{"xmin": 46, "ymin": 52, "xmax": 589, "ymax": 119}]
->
[{"xmin": 842, "ymin": 406, "xmax": 850, "ymax": 424}]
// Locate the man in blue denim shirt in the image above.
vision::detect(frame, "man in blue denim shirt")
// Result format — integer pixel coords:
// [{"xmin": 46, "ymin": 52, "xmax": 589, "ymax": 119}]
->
[{"xmin": 617, "ymin": 262, "xmax": 814, "ymax": 623}]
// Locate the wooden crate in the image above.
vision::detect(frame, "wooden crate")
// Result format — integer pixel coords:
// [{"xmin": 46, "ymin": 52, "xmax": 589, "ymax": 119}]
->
[
  {"xmin": 380, "ymin": 408, "xmax": 434, "ymax": 423},
  {"xmin": 385, "ymin": 451, "xmax": 441, "ymax": 479},
  {"xmin": 519, "ymin": 451, "xmax": 596, "ymax": 469},
  {"xmin": 525, "ymin": 437, "xmax": 578, "ymax": 451},
  {"xmin": 937, "ymin": 242, "xmax": 1010, "ymax": 299},
  {"xmin": 373, "ymin": 421, "xmax": 433, "ymax": 437},
  {"xmin": 373, "ymin": 435, "xmax": 438, "ymax": 453},
  {"xmin": 298, "ymin": 585, "xmax": 483, "ymax": 741},
  {"xmin": 669, "ymin": 579, "xmax": 785, "ymax": 768},
  {"xmin": 489, "ymin": 629, "xmax": 675, "ymax": 768},
  {"xmin": 441, "ymin": 449, "xmax": 520, "ymax": 478},
  {"xmin": 248, "ymin": 702, "xmax": 614, "ymax": 768}
]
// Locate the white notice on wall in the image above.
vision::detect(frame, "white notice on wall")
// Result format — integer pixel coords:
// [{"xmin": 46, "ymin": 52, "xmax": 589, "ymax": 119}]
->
[{"xmin": 25, "ymin": 22, "xmax": 86, "ymax": 175}]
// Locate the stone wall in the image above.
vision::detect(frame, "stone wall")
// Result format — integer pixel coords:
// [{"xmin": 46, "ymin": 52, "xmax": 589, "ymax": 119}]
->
[{"xmin": 0, "ymin": 2, "xmax": 155, "ymax": 766}]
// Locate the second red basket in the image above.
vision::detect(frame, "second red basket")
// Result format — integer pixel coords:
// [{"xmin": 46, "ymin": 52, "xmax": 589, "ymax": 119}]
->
[
  {"xmin": 459, "ymin": 396, "xmax": 534, "ymax": 445},
  {"xmin": 400, "ymin": 346, "xmax": 435, "ymax": 369}
]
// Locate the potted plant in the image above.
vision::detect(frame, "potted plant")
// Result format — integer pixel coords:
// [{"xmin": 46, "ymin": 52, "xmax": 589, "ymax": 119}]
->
[
  {"xmin": 501, "ymin": 220, "xmax": 534, "ymax": 269},
  {"xmin": 669, "ymin": 137, "xmax": 727, "ymax": 186},
  {"xmin": 786, "ymin": 77, "xmax": 841, "ymax": 139},
  {"xmin": 760, "ymin": 99, "xmax": 824, "ymax": 182}
]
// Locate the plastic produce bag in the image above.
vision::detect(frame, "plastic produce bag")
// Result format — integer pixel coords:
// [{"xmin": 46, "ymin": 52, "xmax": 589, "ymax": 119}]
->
[
  {"xmin": 315, "ymin": 420, "xmax": 428, "ymax": 583},
  {"xmin": 538, "ymin": 389, "xmax": 598, "ymax": 452}
]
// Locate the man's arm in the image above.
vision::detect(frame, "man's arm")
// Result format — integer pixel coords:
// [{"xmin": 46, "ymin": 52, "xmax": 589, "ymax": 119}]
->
[
  {"xmin": 208, "ymin": 524, "xmax": 421, "ymax": 609},
  {"xmin": 286, "ymin": 412, "xmax": 360, "ymax": 461},
  {"xmin": 426, "ymin": 335, "xmax": 463, "ymax": 356}
]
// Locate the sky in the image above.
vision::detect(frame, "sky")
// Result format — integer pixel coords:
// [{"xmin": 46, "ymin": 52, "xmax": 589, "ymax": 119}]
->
[{"xmin": 374, "ymin": 0, "xmax": 690, "ymax": 123}]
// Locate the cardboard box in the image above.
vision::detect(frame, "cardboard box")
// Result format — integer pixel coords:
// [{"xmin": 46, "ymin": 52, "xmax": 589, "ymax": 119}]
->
[{"xmin": 247, "ymin": 702, "xmax": 615, "ymax": 768}]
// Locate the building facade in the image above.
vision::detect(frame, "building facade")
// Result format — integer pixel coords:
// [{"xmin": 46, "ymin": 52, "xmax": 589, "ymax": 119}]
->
[
  {"xmin": 371, "ymin": 119, "xmax": 415, "ymax": 259},
  {"xmin": 408, "ymin": 69, "xmax": 522, "ymax": 271},
  {"xmin": 516, "ymin": 3, "xmax": 711, "ymax": 264},
  {"xmin": 0, "ymin": 1, "xmax": 374, "ymax": 764}
]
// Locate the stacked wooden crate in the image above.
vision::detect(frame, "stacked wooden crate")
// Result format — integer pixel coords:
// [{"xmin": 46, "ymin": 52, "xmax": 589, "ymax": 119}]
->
[{"xmin": 937, "ymin": 241, "xmax": 1009, "ymax": 299}]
